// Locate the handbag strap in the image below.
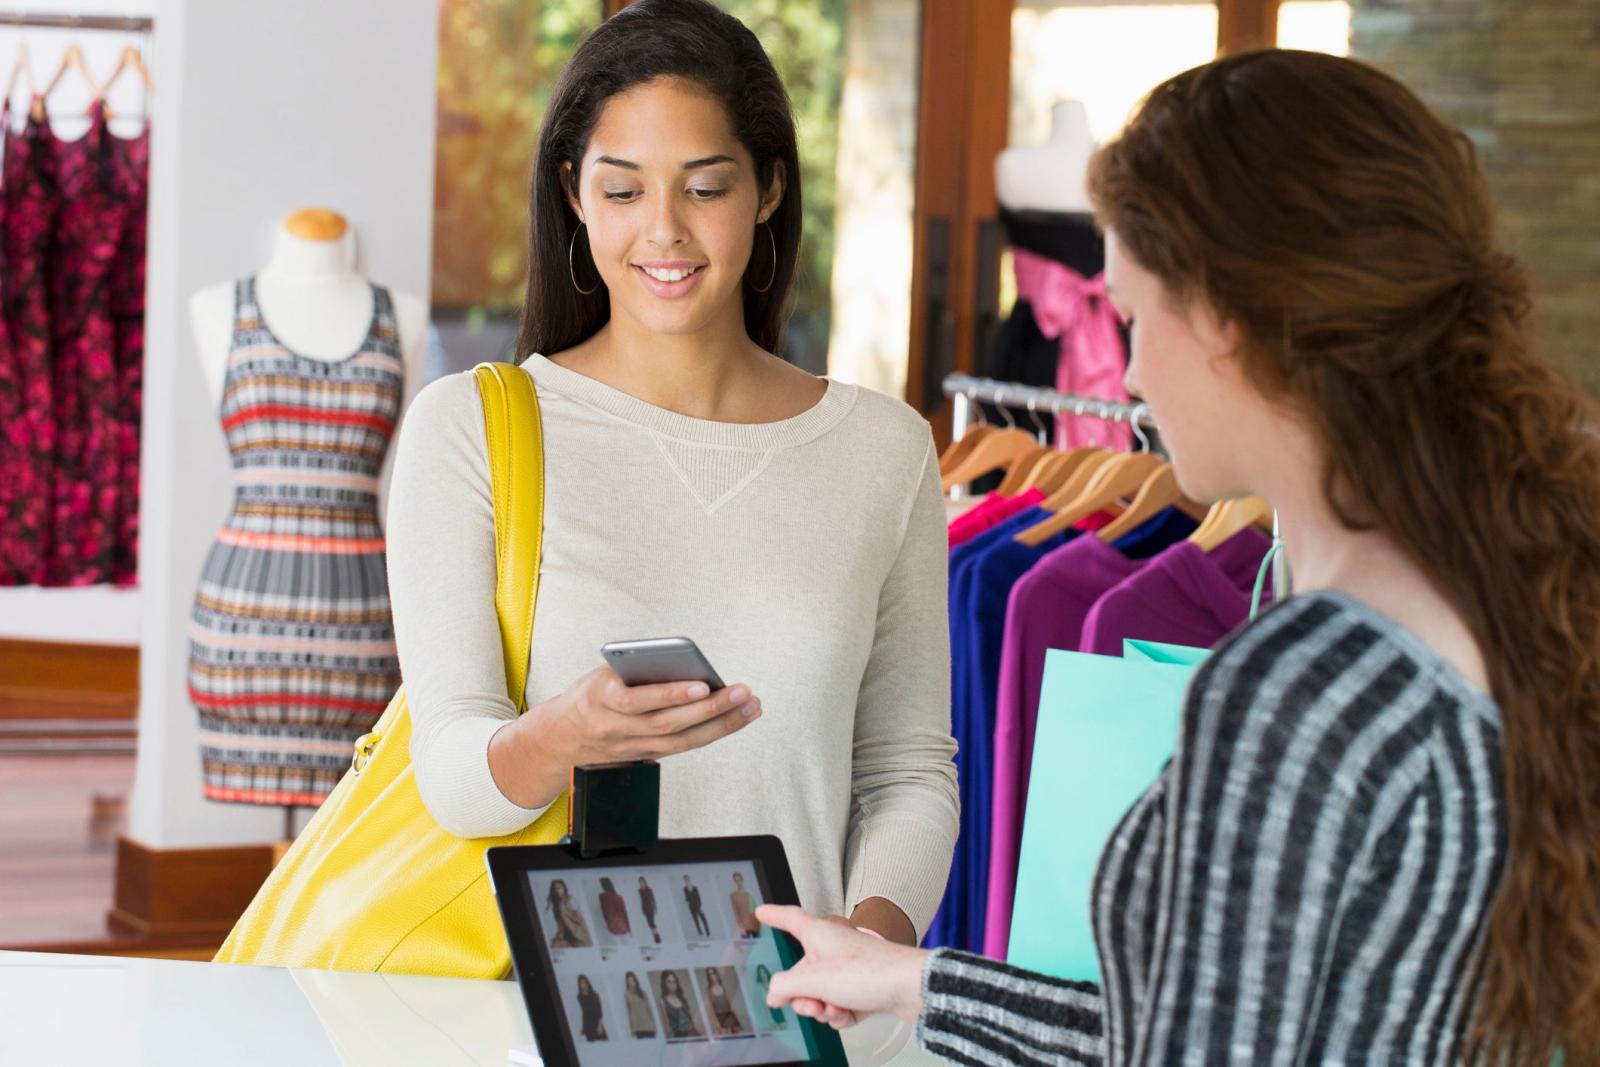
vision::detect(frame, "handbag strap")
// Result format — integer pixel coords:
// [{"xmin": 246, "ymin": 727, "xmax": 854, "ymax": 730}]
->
[{"xmin": 473, "ymin": 362, "xmax": 544, "ymax": 712}]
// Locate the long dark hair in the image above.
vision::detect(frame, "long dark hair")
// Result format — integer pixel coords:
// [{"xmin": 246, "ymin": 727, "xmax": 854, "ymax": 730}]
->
[
  {"xmin": 517, "ymin": 0, "xmax": 803, "ymax": 361},
  {"xmin": 1090, "ymin": 49, "xmax": 1600, "ymax": 1063}
]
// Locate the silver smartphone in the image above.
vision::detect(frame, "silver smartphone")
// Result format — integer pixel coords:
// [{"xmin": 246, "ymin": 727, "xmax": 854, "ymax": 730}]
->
[{"xmin": 600, "ymin": 637, "xmax": 726, "ymax": 691}]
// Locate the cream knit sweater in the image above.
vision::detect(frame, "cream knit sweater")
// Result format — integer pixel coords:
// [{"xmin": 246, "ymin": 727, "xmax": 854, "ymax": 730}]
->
[{"xmin": 385, "ymin": 355, "xmax": 959, "ymax": 937}]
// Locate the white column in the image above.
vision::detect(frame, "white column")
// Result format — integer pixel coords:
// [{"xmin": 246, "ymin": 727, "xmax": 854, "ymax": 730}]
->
[{"xmin": 128, "ymin": 0, "xmax": 439, "ymax": 846}]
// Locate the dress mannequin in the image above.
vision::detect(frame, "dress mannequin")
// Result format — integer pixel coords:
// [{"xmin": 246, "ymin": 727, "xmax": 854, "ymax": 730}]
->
[
  {"xmin": 185, "ymin": 210, "xmax": 426, "ymax": 834},
  {"xmin": 995, "ymin": 100, "xmax": 1095, "ymax": 215},
  {"xmin": 985, "ymin": 104, "xmax": 1129, "ymax": 451}
]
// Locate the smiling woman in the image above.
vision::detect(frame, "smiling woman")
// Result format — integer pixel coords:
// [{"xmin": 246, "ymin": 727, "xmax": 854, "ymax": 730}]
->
[
  {"xmin": 382, "ymin": 0, "xmax": 960, "ymax": 952},
  {"xmin": 521, "ymin": 1, "xmax": 802, "ymax": 366}
]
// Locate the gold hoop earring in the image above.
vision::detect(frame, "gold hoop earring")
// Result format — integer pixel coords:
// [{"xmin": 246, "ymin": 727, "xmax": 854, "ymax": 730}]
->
[
  {"xmin": 569, "ymin": 223, "xmax": 598, "ymax": 296},
  {"xmin": 750, "ymin": 221, "xmax": 777, "ymax": 294}
]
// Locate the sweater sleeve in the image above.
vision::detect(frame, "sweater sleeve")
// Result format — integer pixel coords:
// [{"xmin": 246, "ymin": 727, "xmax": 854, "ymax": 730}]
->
[
  {"xmin": 385, "ymin": 371, "xmax": 553, "ymax": 837},
  {"xmin": 842, "ymin": 438, "xmax": 961, "ymax": 940},
  {"xmin": 918, "ymin": 949, "xmax": 1105, "ymax": 1065}
]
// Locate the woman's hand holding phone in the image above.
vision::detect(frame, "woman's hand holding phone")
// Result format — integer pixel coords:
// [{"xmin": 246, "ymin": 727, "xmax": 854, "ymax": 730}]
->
[{"xmin": 488, "ymin": 664, "xmax": 761, "ymax": 811}]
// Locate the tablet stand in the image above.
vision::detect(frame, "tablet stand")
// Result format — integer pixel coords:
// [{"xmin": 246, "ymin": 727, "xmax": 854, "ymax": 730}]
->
[{"xmin": 563, "ymin": 760, "xmax": 661, "ymax": 859}]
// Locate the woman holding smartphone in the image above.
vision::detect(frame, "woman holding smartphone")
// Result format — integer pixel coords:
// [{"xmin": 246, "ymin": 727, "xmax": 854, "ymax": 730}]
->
[
  {"xmin": 759, "ymin": 50, "xmax": 1600, "ymax": 1065},
  {"xmin": 386, "ymin": 0, "xmax": 957, "ymax": 947}
]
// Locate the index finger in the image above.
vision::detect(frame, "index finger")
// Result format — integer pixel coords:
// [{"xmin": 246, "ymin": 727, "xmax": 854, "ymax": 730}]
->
[{"xmin": 755, "ymin": 904, "xmax": 810, "ymax": 938}]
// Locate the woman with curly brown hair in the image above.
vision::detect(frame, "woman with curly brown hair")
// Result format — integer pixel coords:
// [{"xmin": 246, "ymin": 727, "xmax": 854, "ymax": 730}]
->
[{"xmin": 757, "ymin": 49, "xmax": 1600, "ymax": 1066}]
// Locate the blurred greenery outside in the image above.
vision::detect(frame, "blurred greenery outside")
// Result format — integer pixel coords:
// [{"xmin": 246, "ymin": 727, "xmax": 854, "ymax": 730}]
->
[{"xmin": 433, "ymin": 0, "xmax": 847, "ymax": 371}]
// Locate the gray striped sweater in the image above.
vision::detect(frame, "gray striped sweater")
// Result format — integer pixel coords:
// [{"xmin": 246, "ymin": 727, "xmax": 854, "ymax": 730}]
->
[{"xmin": 918, "ymin": 590, "xmax": 1506, "ymax": 1065}]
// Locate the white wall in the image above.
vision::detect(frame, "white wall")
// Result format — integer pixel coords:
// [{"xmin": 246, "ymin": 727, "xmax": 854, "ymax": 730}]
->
[
  {"xmin": 126, "ymin": 0, "xmax": 438, "ymax": 847},
  {"xmin": 0, "ymin": 2, "xmax": 155, "ymax": 645}
]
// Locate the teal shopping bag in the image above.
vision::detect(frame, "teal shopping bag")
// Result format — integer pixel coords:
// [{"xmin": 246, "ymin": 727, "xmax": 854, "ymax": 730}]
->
[
  {"xmin": 1007, "ymin": 646, "xmax": 1203, "ymax": 982},
  {"xmin": 1122, "ymin": 638, "xmax": 1209, "ymax": 668}
]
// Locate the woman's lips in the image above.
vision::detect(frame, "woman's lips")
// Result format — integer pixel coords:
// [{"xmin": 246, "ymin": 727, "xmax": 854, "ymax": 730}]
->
[{"xmin": 633, "ymin": 263, "xmax": 707, "ymax": 299}]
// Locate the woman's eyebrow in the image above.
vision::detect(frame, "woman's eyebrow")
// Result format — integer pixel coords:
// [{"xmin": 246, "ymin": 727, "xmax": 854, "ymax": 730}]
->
[{"xmin": 593, "ymin": 154, "xmax": 737, "ymax": 171}]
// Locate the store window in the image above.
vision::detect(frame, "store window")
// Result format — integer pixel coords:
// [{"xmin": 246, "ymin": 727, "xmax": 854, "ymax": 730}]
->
[
  {"xmin": 1010, "ymin": 2, "xmax": 1219, "ymax": 146},
  {"xmin": 1277, "ymin": 0, "xmax": 1350, "ymax": 55},
  {"xmin": 432, "ymin": 0, "xmax": 605, "ymax": 375}
]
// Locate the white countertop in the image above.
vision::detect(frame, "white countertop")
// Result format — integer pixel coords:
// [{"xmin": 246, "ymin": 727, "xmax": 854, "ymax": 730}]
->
[{"xmin": 0, "ymin": 951, "xmax": 942, "ymax": 1067}]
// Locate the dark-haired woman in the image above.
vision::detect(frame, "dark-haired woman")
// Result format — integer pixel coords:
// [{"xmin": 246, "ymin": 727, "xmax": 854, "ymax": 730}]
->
[
  {"xmin": 386, "ymin": 0, "xmax": 956, "ymax": 950},
  {"xmin": 758, "ymin": 49, "xmax": 1600, "ymax": 1067}
]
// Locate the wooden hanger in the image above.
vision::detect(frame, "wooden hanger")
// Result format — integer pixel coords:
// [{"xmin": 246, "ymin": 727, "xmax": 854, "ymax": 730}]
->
[
  {"xmin": 1189, "ymin": 494, "xmax": 1274, "ymax": 552},
  {"xmin": 1030, "ymin": 447, "xmax": 1114, "ymax": 516},
  {"xmin": 1015, "ymin": 451, "xmax": 1166, "ymax": 546},
  {"xmin": 43, "ymin": 44, "xmax": 101, "ymax": 104},
  {"xmin": 99, "ymin": 46, "xmax": 153, "ymax": 118},
  {"xmin": 993, "ymin": 444, "xmax": 1055, "ymax": 497},
  {"xmin": 940, "ymin": 427, "xmax": 1042, "ymax": 494},
  {"xmin": 1032, "ymin": 445, "xmax": 1104, "ymax": 496},
  {"xmin": 938, "ymin": 425, "xmax": 995, "ymax": 477},
  {"xmin": 1013, "ymin": 449, "xmax": 1079, "ymax": 497},
  {"xmin": 5, "ymin": 42, "xmax": 35, "ymax": 113},
  {"xmin": 1096, "ymin": 464, "xmax": 1210, "ymax": 542}
]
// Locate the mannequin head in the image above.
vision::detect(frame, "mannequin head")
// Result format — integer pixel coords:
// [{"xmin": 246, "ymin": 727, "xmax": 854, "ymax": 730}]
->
[
  {"xmin": 520, "ymin": 0, "xmax": 799, "ymax": 362},
  {"xmin": 1090, "ymin": 48, "xmax": 1600, "ymax": 1060}
]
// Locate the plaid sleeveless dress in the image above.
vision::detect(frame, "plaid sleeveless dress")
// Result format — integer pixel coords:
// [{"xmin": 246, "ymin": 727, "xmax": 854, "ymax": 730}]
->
[{"xmin": 189, "ymin": 277, "xmax": 404, "ymax": 806}]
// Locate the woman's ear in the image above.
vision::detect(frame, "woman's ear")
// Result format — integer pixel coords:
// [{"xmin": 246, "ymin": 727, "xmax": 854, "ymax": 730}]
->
[
  {"xmin": 561, "ymin": 161, "xmax": 585, "ymax": 223},
  {"xmin": 757, "ymin": 160, "xmax": 786, "ymax": 224}
]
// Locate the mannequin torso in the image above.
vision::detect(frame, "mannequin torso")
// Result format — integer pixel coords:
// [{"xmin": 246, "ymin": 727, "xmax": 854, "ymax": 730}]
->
[{"xmin": 995, "ymin": 100, "xmax": 1096, "ymax": 214}]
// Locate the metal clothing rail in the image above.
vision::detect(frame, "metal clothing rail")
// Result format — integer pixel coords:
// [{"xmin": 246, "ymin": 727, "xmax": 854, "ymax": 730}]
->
[
  {"xmin": 0, "ymin": 13, "xmax": 154, "ymax": 32},
  {"xmin": 942, "ymin": 373, "xmax": 1156, "ymax": 444}
]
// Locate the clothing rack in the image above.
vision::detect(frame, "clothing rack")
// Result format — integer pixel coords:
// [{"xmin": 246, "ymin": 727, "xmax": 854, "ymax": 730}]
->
[
  {"xmin": 0, "ymin": 13, "xmax": 154, "ymax": 32},
  {"xmin": 942, "ymin": 373, "xmax": 1156, "ymax": 443},
  {"xmin": 942, "ymin": 372, "xmax": 1292, "ymax": 596}
]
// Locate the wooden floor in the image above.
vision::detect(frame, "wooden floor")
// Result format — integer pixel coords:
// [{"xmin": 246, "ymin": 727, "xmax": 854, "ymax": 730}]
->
[{"xmin": 0, "ymin": 752, "xmax": 132, "ymax": 947}]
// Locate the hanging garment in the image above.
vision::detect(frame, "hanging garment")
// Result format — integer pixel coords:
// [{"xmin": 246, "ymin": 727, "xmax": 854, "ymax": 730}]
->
[
  {"xmin": 0, "ymin": 99, "xmax": 59, "ymax": 585},
  {"xmin": 982, "ymin": 506, "xmax": 1198, "ymax": 958},
  {"xmin": 0, "ymin": 106, "xmax": 16, "ymax": 585},
  {"xmin": 48, "ymin": 100, "xmax": 133, "ymax": 585},
  {"xmin": 188, "ymin": 277, "xmax": 405, "ymax": 806},
  {"xmin": 108, "ymin": 116, "xmax": 150, "ymax": 586},
  {"xmin": 928, "ymin": 507, "xmax": 1114, "ymax": 952},
  {"xmin": 1011, "ymin": 247, "xmax": 1131, "ymax": 453},
  {"xmin": 948, "ymin": 486, "xmax": 1046, "ymax": 549},
  {"xmin": 1079, "ymin": 527, "xmax": 1272, "ymax": 656}
]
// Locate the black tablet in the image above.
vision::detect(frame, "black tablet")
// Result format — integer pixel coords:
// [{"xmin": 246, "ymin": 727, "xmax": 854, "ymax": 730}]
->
[{"xmin": 487, "ymin": 836, "xmax": 849, "ymax": 1067}]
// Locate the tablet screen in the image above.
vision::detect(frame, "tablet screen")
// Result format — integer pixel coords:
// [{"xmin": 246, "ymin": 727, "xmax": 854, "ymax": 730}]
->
[{"xmin": 523, "ymin": 858, "xmax": 818, "ymax": 1066}]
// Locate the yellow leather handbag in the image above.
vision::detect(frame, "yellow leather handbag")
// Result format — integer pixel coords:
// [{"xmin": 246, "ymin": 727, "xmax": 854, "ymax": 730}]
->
[{"xmin": 215, "ymin": 362, "xmax": 569, "ymax": 977}]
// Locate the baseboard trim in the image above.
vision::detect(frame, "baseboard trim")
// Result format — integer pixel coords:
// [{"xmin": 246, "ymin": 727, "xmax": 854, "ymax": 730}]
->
[
  {"xmin": 0, "ymin": 638, "xmax": 138, "ymax": 721},
  {"xmin": 110, "ymin": 836, "xmax": 276, "ymax": 941}
]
